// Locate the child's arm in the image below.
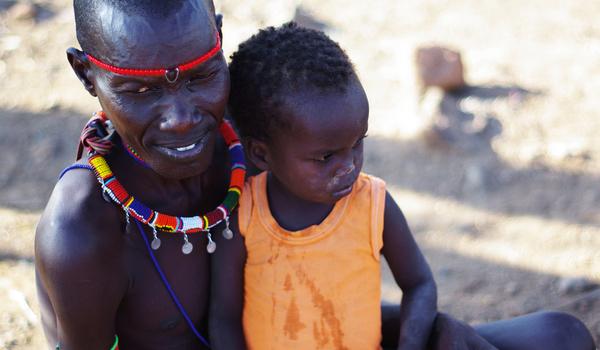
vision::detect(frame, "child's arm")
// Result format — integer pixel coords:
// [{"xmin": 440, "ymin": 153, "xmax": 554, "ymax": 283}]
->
[
  {"xmin": 382, "ymin": 191, "xmax": 437, "ymax": 350},
  {"xmin": 209, "ymin": 213, "xmax": 247, "ymax": 350}
]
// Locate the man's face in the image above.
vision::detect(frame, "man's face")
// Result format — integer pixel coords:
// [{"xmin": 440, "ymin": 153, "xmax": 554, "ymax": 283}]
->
[{"xmin": 87, "ymin": 1, "xmax": 229, "ymax": 179}]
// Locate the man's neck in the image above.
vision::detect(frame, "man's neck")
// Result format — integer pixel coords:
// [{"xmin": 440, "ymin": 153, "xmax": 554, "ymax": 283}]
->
[{"xmin": 105, "ymin": 140, "xmax": 229, "ymax": 217}]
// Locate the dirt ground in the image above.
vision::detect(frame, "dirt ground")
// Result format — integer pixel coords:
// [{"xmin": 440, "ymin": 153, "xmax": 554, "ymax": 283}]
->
[{"xmin": 0, "ymin": 0, "xmax": 599, "ymax": 348}]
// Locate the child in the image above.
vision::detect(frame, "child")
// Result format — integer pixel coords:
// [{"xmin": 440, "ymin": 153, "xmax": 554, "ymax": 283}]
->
[{"xmin": 210, "ymin": 22, "xmax": 437, "ymax": 349}]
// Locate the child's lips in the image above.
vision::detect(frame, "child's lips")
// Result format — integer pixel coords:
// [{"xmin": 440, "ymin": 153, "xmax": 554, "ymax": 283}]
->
[
  {"xmin": 332, "ymin": 183, "xmax": 353, "ymax": 197},
  {"xmin": 330, "ymin": 177, "xmax": 356, "ymax": 198}
]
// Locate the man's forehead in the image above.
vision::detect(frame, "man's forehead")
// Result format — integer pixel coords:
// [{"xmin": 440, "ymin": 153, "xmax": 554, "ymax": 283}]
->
[{"xmin": 93, "ymin": 1, "xmax": 216, "ymax": 69}]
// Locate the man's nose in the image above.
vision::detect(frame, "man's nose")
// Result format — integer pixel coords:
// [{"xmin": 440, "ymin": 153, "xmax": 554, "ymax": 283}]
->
[{"xmin": 159, "ymin": 99, "xmax": 199, "ymax": 133}]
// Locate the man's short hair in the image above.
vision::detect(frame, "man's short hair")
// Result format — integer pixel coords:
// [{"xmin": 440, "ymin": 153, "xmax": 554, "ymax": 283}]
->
[{"xmin": 73, "ymin": 0, "xmax": 213, "ymax": 53}]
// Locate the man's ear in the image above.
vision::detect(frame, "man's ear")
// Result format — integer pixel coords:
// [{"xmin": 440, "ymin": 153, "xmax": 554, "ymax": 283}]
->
[
  {"xmin": 66, "ymin": 47, "xmax": 97, "ymax": 97},
  {"xmin": 215, "ymin": 13, "xmax": 223, "ymax": 42},
  {"xmin": 244, "ymin": 137, "xmax": 270, "ymax": 172}
]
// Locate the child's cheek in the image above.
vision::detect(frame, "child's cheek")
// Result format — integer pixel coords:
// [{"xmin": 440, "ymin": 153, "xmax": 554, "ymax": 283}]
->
[{"xmin": 326, "ymin": 176, "xmax": 340, "ymax": 192}]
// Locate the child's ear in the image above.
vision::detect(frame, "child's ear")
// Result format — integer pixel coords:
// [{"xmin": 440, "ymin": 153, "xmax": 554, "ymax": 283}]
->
[
  {"xmin": 215, "ymin": 13, "xmax": 223, "ymax": 42},
  {"xmin": 244, "ymin": 138, "xmax": 270, "ymax": 172},
  {"xmin": 66, "ymin": 47, "xmax": 97, "ymax": 97}
]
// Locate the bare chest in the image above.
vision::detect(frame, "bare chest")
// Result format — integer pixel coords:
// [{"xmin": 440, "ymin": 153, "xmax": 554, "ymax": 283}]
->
[{"xmin": 116, "ymin": 227, "xmax": 211, "ymax": 349}]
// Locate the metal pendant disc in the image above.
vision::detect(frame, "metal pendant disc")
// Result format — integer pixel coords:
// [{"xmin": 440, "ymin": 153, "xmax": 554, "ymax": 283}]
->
[
  {"xmin": 206, "ymin": 240, "xmax": 217, "ymax": 254},
  {"xmin": 101, "ymin": 190, "xmax": 112, "ymax": 203},
  {"xmin": 151, "ymin": 237, "xmax": 162, "ymax": 250},
  {"xmin": 222, "ymin": 227, "xmax": 234, "ymax": 240},
  {"xmin": 182, "ymin": 241, "xmax": 193, "ymax": 255}
]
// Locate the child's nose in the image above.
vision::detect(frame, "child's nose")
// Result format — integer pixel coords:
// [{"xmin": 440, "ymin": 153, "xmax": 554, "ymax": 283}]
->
[{"xmin": 335, "ymin": 160, "xmax": 355, "ymax": 177}]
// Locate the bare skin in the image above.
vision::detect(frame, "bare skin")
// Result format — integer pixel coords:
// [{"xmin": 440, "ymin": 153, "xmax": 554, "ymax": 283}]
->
[
  {"xmin": 35, "ymin": 2, "xmax": 230, "ymax": 349},
  {"xmin": 210, "ymin": 82, "xmax": 438, "ymax": 349}
]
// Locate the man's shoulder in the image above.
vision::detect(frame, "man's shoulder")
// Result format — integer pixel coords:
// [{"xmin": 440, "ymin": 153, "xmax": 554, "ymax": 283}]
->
[{"xmin": 36, "ymin": 166, "xmax": 124, "ymax": 273}]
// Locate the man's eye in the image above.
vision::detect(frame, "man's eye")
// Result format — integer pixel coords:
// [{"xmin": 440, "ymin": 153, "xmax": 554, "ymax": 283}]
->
[
  {"xmin": 136, "ymin": 86, "xmax": 151, "ymax": 93},
  {"xmin": 188, "ymin": 72, "xmax": 216, "ymax": 85}
]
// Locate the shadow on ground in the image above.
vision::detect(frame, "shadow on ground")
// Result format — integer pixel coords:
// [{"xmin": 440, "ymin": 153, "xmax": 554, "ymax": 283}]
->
[
  {"xmin": 381, "ymin": 246, "xmax": 600, "ymax": 343},
  {"xmin": 0, "ymin": 108, "xmax": 87, "ymax": 211},
  {"xmin": 364, "ymin": 83, "xmax": 598, "ymax": 227}
]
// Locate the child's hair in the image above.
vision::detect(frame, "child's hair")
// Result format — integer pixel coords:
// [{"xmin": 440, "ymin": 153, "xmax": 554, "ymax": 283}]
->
[{"xmin": 228, "ymin": 22, "xmax": 356, "ymax": 141}]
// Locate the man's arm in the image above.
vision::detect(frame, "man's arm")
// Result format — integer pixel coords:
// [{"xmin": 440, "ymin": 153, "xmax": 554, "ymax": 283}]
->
[
  {"xmin": 209, "ymin": 213, "xmax": 247, "ymax": 350},
  {"xmin": 381, "ymin": 191, "xmax": 437, "ymax": 350},
  {"xmin": 35, "ymin": 171, "xmax": 127, "ymax": 350}
]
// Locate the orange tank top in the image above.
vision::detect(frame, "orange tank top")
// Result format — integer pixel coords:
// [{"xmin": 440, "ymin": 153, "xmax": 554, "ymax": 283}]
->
[{"xmin": 238, "ymin": 172, "xmax": 386, "ymax": 350}]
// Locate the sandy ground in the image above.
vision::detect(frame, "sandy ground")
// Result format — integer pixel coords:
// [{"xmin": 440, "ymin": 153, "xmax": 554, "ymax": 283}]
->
[{"xmin": 0, "ymin": 0, "xmax": 599, "ymax": 348}]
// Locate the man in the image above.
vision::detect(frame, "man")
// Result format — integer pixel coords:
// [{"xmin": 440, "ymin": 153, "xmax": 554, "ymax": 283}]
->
[{"xmin": 35, "ymin": 1, "xmax": 230, "ymax": 349}]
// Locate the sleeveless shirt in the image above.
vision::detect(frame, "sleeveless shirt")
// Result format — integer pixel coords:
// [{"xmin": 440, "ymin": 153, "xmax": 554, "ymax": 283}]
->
[{"xmin": 238, "ymin": 172, "xmax": 386, "ymax": 350}]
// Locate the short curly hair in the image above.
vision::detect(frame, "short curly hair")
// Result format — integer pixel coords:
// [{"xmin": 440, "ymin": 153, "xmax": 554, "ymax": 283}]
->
[{"xmin": 228, "ymin": 22, "xmax": 356, "ymax": 141}]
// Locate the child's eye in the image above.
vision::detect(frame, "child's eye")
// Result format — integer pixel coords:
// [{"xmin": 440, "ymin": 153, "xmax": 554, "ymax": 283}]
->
[{"xmin": 314, "ymin": 153, "xmax": 334, "ymax": 162}]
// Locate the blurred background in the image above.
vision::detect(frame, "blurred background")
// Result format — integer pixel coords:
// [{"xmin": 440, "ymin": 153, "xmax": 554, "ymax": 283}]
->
[{"xmin": 0, "ymin": 0, "xmax": 599, "ymax": 348}]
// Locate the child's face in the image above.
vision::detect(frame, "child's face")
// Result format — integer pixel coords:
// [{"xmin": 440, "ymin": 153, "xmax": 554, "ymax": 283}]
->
[{"xmin": 265, "ymin": 81, "xmax": 369, "ymax": 204}]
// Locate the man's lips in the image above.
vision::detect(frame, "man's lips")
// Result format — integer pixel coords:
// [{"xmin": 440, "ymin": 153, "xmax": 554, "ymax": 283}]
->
[{"xmin": 152, "ymin": 131, "xmax": 211, "ymax": 159}]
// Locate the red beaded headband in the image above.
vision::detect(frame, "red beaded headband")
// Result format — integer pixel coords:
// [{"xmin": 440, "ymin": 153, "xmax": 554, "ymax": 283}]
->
[{"xmin": 86, "ymin": 31, "xmax": 221, "ymax": 83}]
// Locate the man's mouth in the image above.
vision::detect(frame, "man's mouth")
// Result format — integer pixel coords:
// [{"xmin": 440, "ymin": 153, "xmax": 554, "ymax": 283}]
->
[
  {"xmin": 154, "ymin": 131, "xmax": 210, "ymax": 160},
  {"xmin": 174, "ymin": 143, "xmax": 196, "ymax": 152}
]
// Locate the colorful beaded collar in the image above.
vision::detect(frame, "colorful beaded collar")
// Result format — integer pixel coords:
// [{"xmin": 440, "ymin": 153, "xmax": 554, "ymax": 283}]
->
[
  {"xmin": 80, "ymin": 111, "xmax": 246, "ymax": 254},
  {"xmin": 86, "ymin": 31, "xmax": 221, "ymax": 83}
]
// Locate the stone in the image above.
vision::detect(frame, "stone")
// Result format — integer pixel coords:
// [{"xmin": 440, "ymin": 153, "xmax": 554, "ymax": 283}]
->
[
  {"xmin": 415, "ymin": 46, "xmax": 466, "ymax": 93},
  {"xmin": 503, "ymin": 281, "xmax": 521, "ymax": 296},
  {"xmin": 463, "ymin": 164, "xmax": 486, "ymax": 192},
  {"xmin": 7, "ymin": 2, "xmax": 37, "ymax": 21},
  {"xmin": 557, "ymin": 276, "xmax": 599, "ymax": 295}
]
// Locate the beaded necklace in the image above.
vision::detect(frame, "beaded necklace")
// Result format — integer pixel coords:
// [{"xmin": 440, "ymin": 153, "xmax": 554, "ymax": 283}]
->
[{"xmin": 80, "ymin": 111, "xmax": 246, "ymax": 254}]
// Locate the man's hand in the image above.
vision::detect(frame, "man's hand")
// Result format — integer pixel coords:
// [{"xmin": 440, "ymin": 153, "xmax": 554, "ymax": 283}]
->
[{"xmin": 428, "ymin": 313, "xmax": 498, "ymax": 350}]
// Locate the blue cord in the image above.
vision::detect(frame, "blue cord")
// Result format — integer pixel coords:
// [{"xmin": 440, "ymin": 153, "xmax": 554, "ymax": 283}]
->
[
  {"xmin": 58, "ymin": 164, "xmax": 93, "ymax": 179},
  {"xmin": 134, "ymin": 220, "xmax": 211, "ymax": 348},
  {"xmin": 60, "ymin": 163, "xmax": 210, "ymax": 347}
]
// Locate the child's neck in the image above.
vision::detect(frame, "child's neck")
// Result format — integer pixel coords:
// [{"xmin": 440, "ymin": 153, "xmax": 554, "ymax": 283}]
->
[{"xmin": 266, "ymin": 172, "xmax": 335, "ymax": 232}]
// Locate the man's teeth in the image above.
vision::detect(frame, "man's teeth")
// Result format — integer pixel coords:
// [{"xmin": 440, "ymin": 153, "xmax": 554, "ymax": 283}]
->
[{"xmin": 174, "ymin": 144, "xmax": 196, "ymax": 152}]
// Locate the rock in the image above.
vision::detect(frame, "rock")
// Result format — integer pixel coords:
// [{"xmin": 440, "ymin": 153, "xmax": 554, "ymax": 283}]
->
[
  {"xmin": 457, "ymin": 223, "xmax": 480, "ymax": 237},
  {"xmin": 415, "ymin": 46, "xmax": 466, "ymax": 93},
  {"xmin": 557, "ymin": 277, "xmax": 599, "ymax": 295},
  {"xmin": 293, "ymin": 6, "xmax": 328, "ymax": 31},
  {"xmin": 463, "ymin": 279, "xmax": 485, "ymax": 294},
  {"xmin": 463, "ymin": 164, "xmax": 485, "ymax": 192},
  {"xmin": 7, "ymin": 2, "xmax": 37, "ymax": 21},
  {"xmin": 437, "ymin": 267, "xmax": 453, "ymax": 281},
  {"xmin": 421, "ymin": 124, "xmax": 454, "ymax": 150},
  {"xmin": 503, "ymin": 281, "xmax": 521, "ymax": 296}
]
